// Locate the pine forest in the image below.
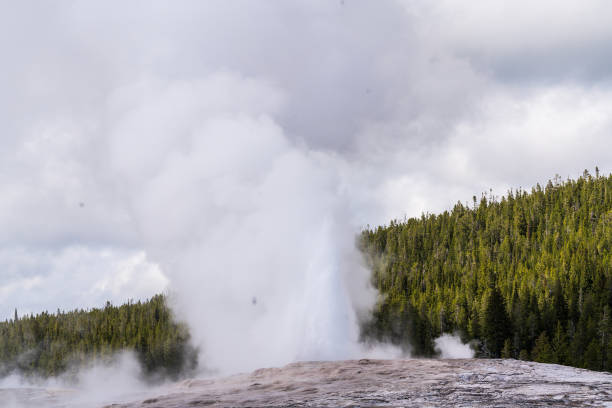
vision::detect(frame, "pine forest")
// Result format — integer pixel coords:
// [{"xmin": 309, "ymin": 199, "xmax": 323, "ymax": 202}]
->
[
  {"xmin": 360, "ymin": 170, "xmax": 612, "ymax": 372},
  {"xmin": 0, "ymin": 295, "xmax": 197, "ymax": 380}
]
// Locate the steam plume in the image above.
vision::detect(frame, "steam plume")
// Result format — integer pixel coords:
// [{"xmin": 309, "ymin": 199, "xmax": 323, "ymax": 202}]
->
[{"xmin": 105, "ymin": 74, "xmax": 379, "ymax": 372}]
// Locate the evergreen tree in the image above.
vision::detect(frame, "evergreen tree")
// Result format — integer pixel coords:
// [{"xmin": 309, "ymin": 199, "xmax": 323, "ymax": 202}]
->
[
  {"xmin": 501, "ymin": 338, "xmax": 513, "ymax": 359},
  {"xmin": 532, "ymin": 332, "xmax": 553, "ymax": 363},
  {"xmin": 360, "ymin": 170, "xmax": 612, "ymax": 372},
  {"xmin": 584, "ymin": 339, "xmax": 602, "ymax": 370},
  {"xmin": 481, "ymin": 286, "xmax": 511, "ymax": 357},
  {"xmin": 0, "ymin": 295, "xmax": 197, "ymax": 380}
]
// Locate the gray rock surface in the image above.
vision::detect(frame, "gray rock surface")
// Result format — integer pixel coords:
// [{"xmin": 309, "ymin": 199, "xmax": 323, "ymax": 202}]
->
[{"xmin": 110, "ymin": 359, "xmax": 612, "ymax": 407}]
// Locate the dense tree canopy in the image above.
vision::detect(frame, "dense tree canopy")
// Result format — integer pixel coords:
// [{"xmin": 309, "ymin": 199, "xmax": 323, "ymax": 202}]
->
[
  {"xmin": 360, "ymin": 170, "xmax": 612, "ymax": 372},
  {"xmin": 0, "ymin": 295, "xmax": 197, "ymax": 380}
]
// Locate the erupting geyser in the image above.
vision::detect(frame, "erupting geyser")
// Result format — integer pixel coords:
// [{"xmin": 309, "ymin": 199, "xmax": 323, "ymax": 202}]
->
[{"xmin": 107, "ymin": 77, "xmax": 379, "ymax": 373}]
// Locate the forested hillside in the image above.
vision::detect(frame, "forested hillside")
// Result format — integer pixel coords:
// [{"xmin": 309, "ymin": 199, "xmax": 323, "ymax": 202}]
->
[
  {"xmin": 0, "ymin": 295, "xmax": 197, "ymax": 380},
  {"xmin": 360, "ymin": 170, "xmax": 612, "ymax": 372}
]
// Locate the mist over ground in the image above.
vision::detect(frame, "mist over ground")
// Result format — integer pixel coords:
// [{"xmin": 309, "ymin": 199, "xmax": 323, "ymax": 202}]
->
[
  {"xmin": 1, "ymin": 0, "xmax": 611, "ymax": 387},
  {"xmin": 0, "ymin": 352, "xmax": 169, "ymax": 408}
]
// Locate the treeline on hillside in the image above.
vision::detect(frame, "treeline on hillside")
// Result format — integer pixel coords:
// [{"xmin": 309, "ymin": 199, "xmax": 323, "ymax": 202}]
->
[
  {"xmin": 360, "ymin": 169, "xmax": 612, "ymax": 372},
  {"xmin": 0, "ymin": 295, "xmax": 198, "ymax": 380}
]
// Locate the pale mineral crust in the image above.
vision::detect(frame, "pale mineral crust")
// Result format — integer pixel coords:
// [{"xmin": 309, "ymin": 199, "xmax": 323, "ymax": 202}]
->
[{"xmin": 109, "ymin": 359, "xmax": 612, "ymax": 408}]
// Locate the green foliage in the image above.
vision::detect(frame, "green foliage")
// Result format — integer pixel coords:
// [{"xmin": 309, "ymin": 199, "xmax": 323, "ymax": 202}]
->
[
  {"xmin": 584, "ymin": 339, "xmax": 602, "ymax": 370},
  {"xmin": 360, "ymin": 170, "xmax": 612, "ymax": 372},
  {"xmin": 0, "ymin": 295, "xmax": 197, "ymax": 380},
  {"xmin": 501, "ymin": 338, "xmax": 513, "ymax": 359},
  {"xmin": 532, "ymin": 332, "xmax": 553, "ymax": 363},
  {"xmin": 481, "ymin": 286, "xmax": 511, "ymax": 357}
]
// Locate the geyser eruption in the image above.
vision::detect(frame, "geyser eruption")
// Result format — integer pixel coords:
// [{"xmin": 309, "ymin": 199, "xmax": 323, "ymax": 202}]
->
[{"xmin": 107, "ymin": 74, "xmax": 378, "ymax": 373}]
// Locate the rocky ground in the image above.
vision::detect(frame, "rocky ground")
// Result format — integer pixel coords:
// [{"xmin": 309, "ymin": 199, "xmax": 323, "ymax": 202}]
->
[
  {"xmin": 4, "ymin": 359, "xmax": 612, "ymax": 407},
  {"xmin": 113, "ymin": 359, "xmax": 612, "ymax": 407}
]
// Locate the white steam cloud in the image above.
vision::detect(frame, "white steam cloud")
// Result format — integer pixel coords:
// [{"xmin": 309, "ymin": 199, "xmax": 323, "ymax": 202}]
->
[
  {"xmin": 435, "ymin": 334, "xmax": 475, "ymax": 359},
  {"xmin": 106, "ymin": 74, "xmax": 380, "ymax": 373},
  {"xmin": 0, "ymin": 352, "xmax": 165, "ymax": 408}
]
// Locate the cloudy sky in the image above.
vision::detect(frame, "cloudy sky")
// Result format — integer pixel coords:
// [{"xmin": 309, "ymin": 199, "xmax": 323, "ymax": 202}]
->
[{"xmin": 1, "ymin": 0, "xmax": 611, "ymax": 357}]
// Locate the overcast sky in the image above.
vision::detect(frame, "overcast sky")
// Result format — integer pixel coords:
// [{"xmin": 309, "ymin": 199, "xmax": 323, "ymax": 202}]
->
[{"xmin": 1, "ymin": 0, "xmax": 611, "ymax": 323}]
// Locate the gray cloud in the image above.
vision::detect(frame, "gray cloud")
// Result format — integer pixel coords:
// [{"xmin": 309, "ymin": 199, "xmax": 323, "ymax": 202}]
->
[
  {"xmin": 0, "ymin": 246, "xmax": 166, "ymax": 320},
  {"xmin": 419, "ymin": 0, "xmax": 612, "ymax": 83}
]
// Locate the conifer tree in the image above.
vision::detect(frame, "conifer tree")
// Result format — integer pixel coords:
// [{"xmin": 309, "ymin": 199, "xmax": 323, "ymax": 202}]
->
[
  {"xmin": 360, "ymin": 171, "xmax": 612, "ymax": 372},
  {"xmin": 481, "ymin": 286, "xmax": 511, "ymax": 357}
]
